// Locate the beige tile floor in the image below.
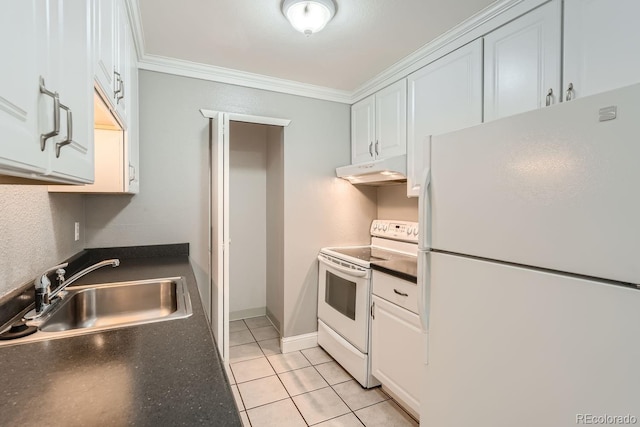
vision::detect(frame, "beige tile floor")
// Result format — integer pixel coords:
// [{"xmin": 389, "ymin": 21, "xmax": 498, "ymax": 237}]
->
[{"xmin": 227, "ymin": 316, "xmax": 418, "ymax": 427}]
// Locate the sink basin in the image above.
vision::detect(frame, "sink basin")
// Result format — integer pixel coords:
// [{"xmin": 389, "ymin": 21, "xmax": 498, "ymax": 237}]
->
[
  {"xmin": 0, "ymin": 277, "xmax": 192, "ymax": 347},
  {"xmin": 40, "ymin": 277, "xmax": 192, "ymax": 333}
]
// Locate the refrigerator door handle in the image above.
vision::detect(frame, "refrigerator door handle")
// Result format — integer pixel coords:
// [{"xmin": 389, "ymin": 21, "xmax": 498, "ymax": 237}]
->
[
  {"xmin": 418, "ymin": 251, "xmax": 430, "ymax": 332},
  {"xmin": 418, "ymin": 136, "xmax": 432, "ymax": 251}
]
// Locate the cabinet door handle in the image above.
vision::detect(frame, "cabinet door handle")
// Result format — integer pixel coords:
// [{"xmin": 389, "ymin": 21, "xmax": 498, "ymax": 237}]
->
[
  {"xmin": 129, "ymin": 164, "xmax": 135, "ymax": 182},
  {"xmin": 565, "ymin": 82, "xmax": 574, "ymax": 101},
  {"xmin": 117, "ymin": 79, "xmax": 125, "ymax": 104},
  {"xmin": 39, "ymin": 76, "xmax": 60, "ymax": 151},
  {"xmin": 368, "ymin": 141, "xmax": 373, "ymax": 157},
  {"xmin": 545, "ymin": 88, "xmax": 553, "ymax": 107},
  {"xmin": 55, "ymin": 104, "xmax": 73, "ymax": 158},
  {"xmin": 113, "ymin": 71, "xmax": 121, "ymax": 99},
  {"xmin": 371, "ymin": 301, "xmax": 375, "ymax": 319},
  {"xmin": 393, "ymin": 289, "xmax": 408, "ymax": 297},
  {"xmin": 375, "ymin": 140, "xmax": 380, "ymax": 156}
]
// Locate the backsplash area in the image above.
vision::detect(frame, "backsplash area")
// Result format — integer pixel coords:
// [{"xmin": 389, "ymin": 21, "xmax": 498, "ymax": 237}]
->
[
  {"xmin": 0, "ymin": 186, "xmax": 84, "ymax": 298},
  {"xmin": 377, "ymin": 185, "xmax": 418, "ymax": 221}
]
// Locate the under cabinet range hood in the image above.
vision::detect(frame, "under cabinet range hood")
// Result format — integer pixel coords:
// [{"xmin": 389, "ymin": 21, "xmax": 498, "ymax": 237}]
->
[{"xmin": 336, "ymin": 155, "xmax": 407, "ymax": 185}]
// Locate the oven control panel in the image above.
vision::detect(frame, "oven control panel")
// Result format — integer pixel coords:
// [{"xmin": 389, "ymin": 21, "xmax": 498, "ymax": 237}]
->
[{"xmin": 371, "ymin": 220, "xmax": 419, "ymax": 243}]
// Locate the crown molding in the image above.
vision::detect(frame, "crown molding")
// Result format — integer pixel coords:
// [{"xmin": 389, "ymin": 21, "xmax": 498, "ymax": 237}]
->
[
  {"xmin": 351, "ymin": 0, "xmax": 550, "ymax": 102},
  {"xmin": 125, "ymin": 0, "xmax": 145, "ymax": 61},
  {"xmin": 126, "ymin": 0, "xmax": 548, "ymax": 105}
]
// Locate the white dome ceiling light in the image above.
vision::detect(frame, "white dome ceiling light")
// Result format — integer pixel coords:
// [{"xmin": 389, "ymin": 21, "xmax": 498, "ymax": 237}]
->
[{"xmin": 282, "ymin": 0, "xmax": 336, "ymax": 36}]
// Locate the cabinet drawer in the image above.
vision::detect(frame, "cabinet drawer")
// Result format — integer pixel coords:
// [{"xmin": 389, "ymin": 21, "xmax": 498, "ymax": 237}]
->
[{"xmin": 372, "ymin": 270, "xmax": 418, "ymax": 315}]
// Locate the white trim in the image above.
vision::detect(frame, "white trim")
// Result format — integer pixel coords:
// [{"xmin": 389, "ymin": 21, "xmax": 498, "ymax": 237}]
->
[
  {"xmin": 124, "ymin": 0, "xmax": 145, "ymax": 61},
  {"xmin": 228, "ymin": 113, "xmax": 291, "ymax": 127},
  {"xmin": 280, "ymin": 332, "xmax": 318, "ymax": 353},
  {"xmin": 138, "ymin": 53, "xmax": 353, "ymax": 104},
  {"xmin": 127, "ymin": 0, "xmax": 550, "ymax": 104},
  {"xmin": 200, "ymin": 109, "xmax": 220, "ymax": 119},
  {"xmin": 200, "ymin": 110, "xmax": 291, "ymax": 127}
]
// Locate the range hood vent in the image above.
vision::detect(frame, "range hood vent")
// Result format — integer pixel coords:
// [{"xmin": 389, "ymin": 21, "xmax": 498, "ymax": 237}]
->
[{"xmin": 336, "ymin": 155, "xmax": 407, "ymax": 186}]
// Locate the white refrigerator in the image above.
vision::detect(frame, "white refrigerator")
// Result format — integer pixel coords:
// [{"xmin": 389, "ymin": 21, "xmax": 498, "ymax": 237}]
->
[{"xmin": 418, "ymin": 83, "xmax": 640, "ymax": 426}]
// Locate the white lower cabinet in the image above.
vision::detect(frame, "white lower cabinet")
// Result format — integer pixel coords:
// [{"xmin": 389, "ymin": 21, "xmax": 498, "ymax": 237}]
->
[{"xmin": 371, "ymin": 272, "xmax": 422, "ymax": 417}]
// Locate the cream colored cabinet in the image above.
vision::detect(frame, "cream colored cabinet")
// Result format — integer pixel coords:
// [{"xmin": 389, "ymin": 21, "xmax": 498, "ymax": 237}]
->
[
  {"xmin": 371, "ymin": 271, "xmax": 422, "ymax": 417},
  {"xmin": 563, "ymin": 0, "xmax": 640, "ymax": 101},
  {"xmin": 406, "ymin": 39, "xmax": 483, "ymax": 197},
  {"xmin": 483, "ymin": 0, "xmax": 561, "ymax": 121},
  {"xmin": 0, "ymin": 0, "xmax": 93, "ymax": 184},
  {"xmin": 351, "ymin": 79, "xmax": 406, "ymax": 164}
]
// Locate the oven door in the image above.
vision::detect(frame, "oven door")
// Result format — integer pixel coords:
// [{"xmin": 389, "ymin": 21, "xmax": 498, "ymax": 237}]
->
[{"xmin": 317, "ymin": 253, "xmax": 371, "ymax": 353}]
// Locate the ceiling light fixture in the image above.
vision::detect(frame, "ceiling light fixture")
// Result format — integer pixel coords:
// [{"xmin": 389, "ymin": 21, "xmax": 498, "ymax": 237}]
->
[{"xmin": 282, "ymin": 0, "xmax": 336, "ymax": 36}]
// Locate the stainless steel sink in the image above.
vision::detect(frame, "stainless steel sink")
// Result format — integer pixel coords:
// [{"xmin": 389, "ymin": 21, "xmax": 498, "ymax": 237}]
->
[{"xmin": 0, "ymin": 277, "xmax": 192, "ymax": 347}]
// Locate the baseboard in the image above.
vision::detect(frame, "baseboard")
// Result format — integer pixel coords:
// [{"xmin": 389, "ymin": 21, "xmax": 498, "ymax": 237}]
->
[
  {"xmin": 230, "ymin": 307, "xmax": 266, "ymax": 321},
  {"xmin": 280, "ymin": 332, "xmax": 318, "ymax": 354}
]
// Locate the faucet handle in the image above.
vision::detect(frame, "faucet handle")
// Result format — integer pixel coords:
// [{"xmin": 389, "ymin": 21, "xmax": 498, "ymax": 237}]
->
[
  {"xmin": 35, "ymin": 263, "xmax": 69, "ymax": 289},
  {"xmin": 56, "ymin": 268, "xmax": 66, "ymax": 286}
]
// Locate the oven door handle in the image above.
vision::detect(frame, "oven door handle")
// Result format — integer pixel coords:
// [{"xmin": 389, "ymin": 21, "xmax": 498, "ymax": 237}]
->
[{"xmin": 317, "ymin": 255, "xmax": 368, "ymax": 278}]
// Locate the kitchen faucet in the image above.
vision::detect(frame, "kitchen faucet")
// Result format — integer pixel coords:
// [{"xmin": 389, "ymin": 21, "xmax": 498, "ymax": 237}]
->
[{"xmin": 26, "ymin": 259, "xmax": 120, "ymax": 319}]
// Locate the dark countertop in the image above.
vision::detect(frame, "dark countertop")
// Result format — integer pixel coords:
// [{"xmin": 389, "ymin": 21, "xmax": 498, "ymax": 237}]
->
[
  {"xmin": 0, "ymin": 250, "xmax": 241, "ymax": 427},
  {"xmin": 371, "ymin": 254, "xmax": 418, "ymax": 283}
]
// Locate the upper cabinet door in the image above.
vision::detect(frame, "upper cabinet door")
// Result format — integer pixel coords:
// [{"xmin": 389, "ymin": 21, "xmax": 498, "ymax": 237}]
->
[
  {"xmin": 563, "ymin": 0, "xmax": 640, "ymax": 101},
  {"xmin": 484, "ymin": 0, "xmax": 561, "ymax": 121},
  {"xmin": 94, "ymin": 0, "xmax": 116, "ymax": 102},
  {"xmin": 351, "ymin": 95, "xmax": 375, "ymax": 164},
  {"xmin": 406, "ymin": 39, "xmax": 483, "ymax": 197},
  {"xmin": 375, "ymin": 79, "xmax": 407, "ymax": 159},
  {"xmin": 0, "ymin": 1, "xmax": 47, "ymax": 177},
  {"xmin": 47, "ymin": 0, "xmax": 94, "ymax": 183}
]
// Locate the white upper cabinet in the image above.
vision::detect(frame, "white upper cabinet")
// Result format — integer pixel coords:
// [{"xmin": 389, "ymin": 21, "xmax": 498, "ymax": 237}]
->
[
  {"xmin": 94, "ymin": 0, "xmax": 116, "ymax": 105},
  {"xmin": 0, "ymin": 1, "xmax": 45, "ymax": 178},
  {"xmin": 351, "ymin": 79, "xmax": 406, "ymax": 164},
  {"xmin": 484, "ymin": 0, "xmax": 561, "ymax": 121},
  {"xmin": 352, "ymin": 93, "xmax": 375, "ymax": 164},
  {"xmin": 0, "ymin": 0, "xmax": 93, "ymax": 184},
  {"xmin": 563, "ymin": 0, "xmax": 640, "ymax": 101},
  {"xmin": 375, "ymin": 79, "xmax": 407, "ymax": 160},
  {"xmin": 46, "ymin": 0, "xmax": 94, "ymax": 183},
  {"xmin": 406, "ymin": 39, "xmax": 483, "ymax": 197}
]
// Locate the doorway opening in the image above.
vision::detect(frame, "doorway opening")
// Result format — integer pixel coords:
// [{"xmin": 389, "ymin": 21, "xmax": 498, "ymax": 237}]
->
[{"xmin": 203, "ymin": 110, "xmax": 290, "ymax": 364}]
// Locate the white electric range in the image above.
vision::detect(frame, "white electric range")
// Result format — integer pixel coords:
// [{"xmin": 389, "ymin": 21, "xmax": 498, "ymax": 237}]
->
[{"xmin": 317, "ymin": 220, "xmax": 418, "ymax": 388}]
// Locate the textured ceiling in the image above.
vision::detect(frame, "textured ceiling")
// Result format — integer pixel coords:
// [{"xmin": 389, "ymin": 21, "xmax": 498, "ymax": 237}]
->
[{"xmin": 138, "ymin": 0, "xmax": 497, "ymax": 91}]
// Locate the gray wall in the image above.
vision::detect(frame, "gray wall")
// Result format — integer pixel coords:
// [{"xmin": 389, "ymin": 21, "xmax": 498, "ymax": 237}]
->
[
  {"xmin": 229, "ymin": 121, "xmax": 267, "ymax": 319},
  {"xmin": 0, "ymin": 186, "xmax": 84, "ymax": 298},
  {"xmin": 85, "ymin": 70, "xmax": 377, "ymax": 338}
]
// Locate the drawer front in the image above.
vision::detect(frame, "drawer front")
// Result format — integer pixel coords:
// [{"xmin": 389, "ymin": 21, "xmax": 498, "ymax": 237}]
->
[{"xmin": 372, "ymin": 270, "xmax": 418, "ymax": 315}]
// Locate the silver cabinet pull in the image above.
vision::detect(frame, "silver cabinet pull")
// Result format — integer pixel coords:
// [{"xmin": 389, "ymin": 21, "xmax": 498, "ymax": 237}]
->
[
  {"xmin": 393, "ymin": 289, "xmax": 409, "ymax": 297},
  {"xmin": 129, "ymin": 164, "xmax": 135, "ymax": 182},
  {"xmin": 375, "ymin": 140, "xmax": 380, "ymax": 156},
  {"xmin": 565, "ymin": 82, "xmax": 574, "ymax": 101},
  {"xmin": 371, "ymin": 301, "xmax": 375, "ymax": 319},
  {"xmin": 368, "ymin": 141, "xmax": 373, "ymax": 157},
  {"xmin": 55, "ymin": 104, "xmax": 73, "ymax": 158},
  {"xmin": 545, "ymin": 88, "xmax": 553, "ymax": 107},
  {"xmin": 113, "ymin": 71, "xmax": 121, "ymax": 99},
  {"xmin": 117, "ymin": 78, "xmax": 125, "ymax": 104},
  {"xmin": 39, "ymin": 76, "xmax": 60, "ymax": 151}
]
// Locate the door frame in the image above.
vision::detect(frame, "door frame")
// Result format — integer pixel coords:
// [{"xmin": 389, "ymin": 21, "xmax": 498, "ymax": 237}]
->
[{"xmin": 200, "ymin": 109, "xmax": 290, "ymax": 365}]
